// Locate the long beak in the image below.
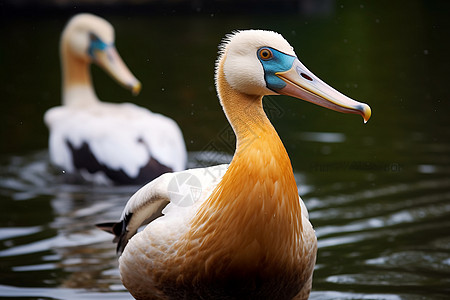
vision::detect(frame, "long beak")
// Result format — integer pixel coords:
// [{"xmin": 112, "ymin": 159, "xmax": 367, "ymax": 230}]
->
[
  {"xmin": 94, "ymin": 46, "xmax": 141, "ymax": 96},
  {"xmin": 275, "ymin": 59, "xmax": 371, "ymax": 123}
]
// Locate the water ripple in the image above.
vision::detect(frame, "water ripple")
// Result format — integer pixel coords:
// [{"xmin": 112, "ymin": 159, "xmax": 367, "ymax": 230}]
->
[{"xmin": 1, "ymin": 148, "xmax": 450, "ymax": 299}]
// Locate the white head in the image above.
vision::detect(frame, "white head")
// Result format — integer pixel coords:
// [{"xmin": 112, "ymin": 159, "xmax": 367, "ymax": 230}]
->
[
  {"xmin": 218, "ymin": 30, "xmax": 295, "ymax": 96},
  {"xmin": 62, "ymin": 13, "xmax": 114, "ymax": 62},
  {"xmin": 215, "ymin": 30, "xmax": 371, "ymax": 122},
  {"xmin": 61, "ymin": 13, "xmax": 140, "ymax": 95}
]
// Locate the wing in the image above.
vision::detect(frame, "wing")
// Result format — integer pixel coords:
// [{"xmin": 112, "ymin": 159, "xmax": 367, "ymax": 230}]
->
[
  {"xmin": 97, "ymin": 164, "xmax": 228, "ymax": 255},
  {"xmin": 134, "ymin": 109, "xmax": 187, "ymax": 172}
]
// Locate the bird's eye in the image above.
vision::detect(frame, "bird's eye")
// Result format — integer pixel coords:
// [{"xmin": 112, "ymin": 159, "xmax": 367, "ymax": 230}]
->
[
  {"xmin": 258, "ymin": 48, "xmax": 273, "ymax": 61},
  {"xmin": 89, "ymin": 32, "xmax": 100, "ymax": 42}
]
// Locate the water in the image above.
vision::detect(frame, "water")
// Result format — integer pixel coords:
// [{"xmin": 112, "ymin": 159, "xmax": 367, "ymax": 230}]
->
[{"xmin": 1, "ymin": 1, "xmax": 450, "ymax": 299}]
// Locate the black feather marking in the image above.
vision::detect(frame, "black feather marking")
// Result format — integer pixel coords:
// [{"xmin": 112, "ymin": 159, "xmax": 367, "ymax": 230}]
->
[
  {"xmin": 66, "ymin": 140, "xmax": 173, "ymax": 185},
  {"xmin": 96, "ymin": 212, "xmax": 134, "ymax": 256},
  {"xmin": 95, "ymin": 222, "xmax": 117, "ymax": 235},
  {"xmin": 116, "ymin": 212, "xmax": 133, "ymax": 255}
]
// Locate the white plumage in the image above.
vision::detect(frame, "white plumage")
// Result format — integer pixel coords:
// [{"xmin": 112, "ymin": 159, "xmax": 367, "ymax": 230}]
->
[
  {"xmin": 110, "ymin": 164, "xmax": 228, "ymax": 251},
  {"xmin": 220, "ymin": 30, "xmax": 295, "ymax": 96},
  {"xmin": 45, "ymin": 102, "xmax": 186, "ymax": 182}
]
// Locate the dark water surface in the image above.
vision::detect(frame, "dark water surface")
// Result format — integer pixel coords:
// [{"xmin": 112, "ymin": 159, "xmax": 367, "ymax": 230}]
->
[{"xmin": 1, "ymin": 1, "xmax": 450, "ymax": 299}]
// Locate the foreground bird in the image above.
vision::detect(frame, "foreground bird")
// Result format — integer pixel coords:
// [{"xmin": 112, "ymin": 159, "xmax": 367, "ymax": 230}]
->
[
  {"xmin": 44, "ymin": 14, "xmax": 187, "ymax": 185},
  {"xmin": 98, "ymin": 30, "xmax": 371, "ymax": 299}
]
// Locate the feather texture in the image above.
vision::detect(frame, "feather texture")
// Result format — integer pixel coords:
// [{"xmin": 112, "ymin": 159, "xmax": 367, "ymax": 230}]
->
[
  {"xmin": 108, "ymin": 30, "xmax": 318, "ymax": 299},
  {"xmin": 99, "ymin": 28, "xmax": 371, "ymax": 299}
]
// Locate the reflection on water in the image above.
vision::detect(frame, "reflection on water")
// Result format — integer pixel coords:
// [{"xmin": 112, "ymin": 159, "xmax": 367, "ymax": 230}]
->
[
  {"xmin": 1, "ymin": 2, "xmax": 450, "ymax": 299},
  {"xmin": 1, "ymin": 139, "xmax": 450, "ymax": 299}
]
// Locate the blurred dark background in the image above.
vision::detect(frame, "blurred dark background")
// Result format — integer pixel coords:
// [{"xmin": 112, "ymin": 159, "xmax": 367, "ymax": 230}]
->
[
  {"xmin": 2, "ymin": 0, "xmax": 338, "ymax": 16},
  {"xmin": 1, "ymin": 1, "xmax": 450, "ymax": 299},
  {"xmin": 1, "ymin": 0, "xmax": 449, "ymax": 159}
]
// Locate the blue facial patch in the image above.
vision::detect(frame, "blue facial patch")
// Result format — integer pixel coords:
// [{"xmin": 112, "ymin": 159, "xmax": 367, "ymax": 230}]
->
[
  {"xmin": 88, "ymin": 33, "xmax": 110, "ymax": 59},
  {"xmin": 257, "ymin": 47, "xmax": 296, "ymax": 92}
]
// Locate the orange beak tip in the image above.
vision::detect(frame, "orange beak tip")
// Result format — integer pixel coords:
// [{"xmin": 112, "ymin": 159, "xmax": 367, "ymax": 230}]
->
[
  {"xmin": 132, "ymin": 81, "xmax": 142, "ymax": 96},
  {"xmin": 361, "ymin": 103, "xmax": 372, "ymax": 124}
]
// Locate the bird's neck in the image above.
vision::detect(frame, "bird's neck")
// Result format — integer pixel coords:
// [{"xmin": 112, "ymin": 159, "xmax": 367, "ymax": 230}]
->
[
  {"xmin": 182, "ymin": 62, "xmax": 303, "ymax": 276},
  {"xmin": 61, "ymin": 43, "xmax": 99, "ymax": 107}
]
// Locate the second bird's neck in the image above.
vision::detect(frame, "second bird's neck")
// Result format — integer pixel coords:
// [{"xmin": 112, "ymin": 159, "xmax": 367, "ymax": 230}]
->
[{"xmin": 61, "ymin": 42, "xmax": 99, "ymax": 107}]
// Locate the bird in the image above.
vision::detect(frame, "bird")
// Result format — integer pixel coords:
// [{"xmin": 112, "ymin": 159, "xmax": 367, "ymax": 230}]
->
[
  {"xmin": 44, "ymin": 13, "xmax": 187, "ymax": 185},
  {"xmin": 97, "ymin": 30, "xmax": 371, "ymax": 299}
]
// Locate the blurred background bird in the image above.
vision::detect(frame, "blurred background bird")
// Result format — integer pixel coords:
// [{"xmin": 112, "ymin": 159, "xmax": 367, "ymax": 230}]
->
[{"xmin": 44, "ymin": 13, "xmax": 187, "ymax": 185}]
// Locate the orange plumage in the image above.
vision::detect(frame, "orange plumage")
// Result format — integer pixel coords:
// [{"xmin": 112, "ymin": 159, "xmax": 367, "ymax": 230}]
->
[{"xmin": 100, "ymin": 29, "xmax": 371, "ymax": 300}]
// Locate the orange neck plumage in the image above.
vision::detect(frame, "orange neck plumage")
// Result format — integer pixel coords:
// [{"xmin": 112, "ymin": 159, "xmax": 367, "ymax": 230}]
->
[
  {"xmin": 60, "ymin": 39, "xmax": 97, "ymax": 106},
  {"xmin": 178, "ymin": 58, "xmax": 303, "ymax": 278}
]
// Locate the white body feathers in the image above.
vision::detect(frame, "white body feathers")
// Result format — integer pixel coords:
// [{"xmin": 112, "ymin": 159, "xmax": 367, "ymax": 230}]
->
[{"xmin": 45, "ymin": 101, "xmax": 186, "ymax": 182}]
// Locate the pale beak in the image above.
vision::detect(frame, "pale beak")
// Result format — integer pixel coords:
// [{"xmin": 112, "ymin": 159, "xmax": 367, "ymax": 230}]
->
[
  {"xmin": 275, "ymin": 59, "xmax": 371, "ymax": 123},
  {"xmin": 94, "ymin": 46, "xmax": 141, "ymax": 96}
]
